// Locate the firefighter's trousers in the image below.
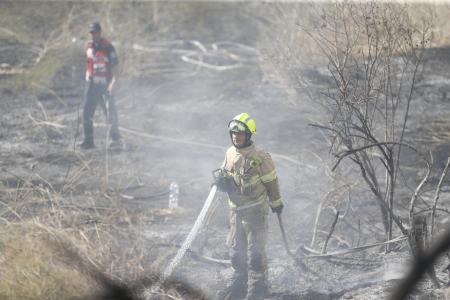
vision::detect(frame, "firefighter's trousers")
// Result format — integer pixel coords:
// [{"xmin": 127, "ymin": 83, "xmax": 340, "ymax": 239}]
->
[{"xmin": 226, "ymin": 209, "xmax": 268, "ymax": 299}]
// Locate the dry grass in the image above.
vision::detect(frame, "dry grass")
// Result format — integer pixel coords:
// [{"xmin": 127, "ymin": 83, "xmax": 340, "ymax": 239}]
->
[
  {"xmin": 258, "ymin": 2, "xmax": 450, "ymax": 91},
  {"xmin": 0, "ymin": 223, "xmax": 90, "ymax": 300},
  {"xmin": 0, "ymin": 141, "xmax": 201, "ymax": 299}
]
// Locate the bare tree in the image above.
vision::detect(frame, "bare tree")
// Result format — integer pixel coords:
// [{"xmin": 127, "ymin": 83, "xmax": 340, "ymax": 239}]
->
[
  {"xmin": 264, "ymin": 1, "xmax": 435, "ymax": 244},
  {"xmin": 258, "ymin": 1, "xmax": 450, "ymax": 287},
  {"xmin": 308, "ymin": 2, "xmax": 434, "ymax": 244}
]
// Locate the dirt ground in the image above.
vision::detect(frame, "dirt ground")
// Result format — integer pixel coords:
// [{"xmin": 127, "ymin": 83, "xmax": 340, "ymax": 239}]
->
[{"xmin": 2, "ymin": 2, "xmax": 450, "ymax": 300}]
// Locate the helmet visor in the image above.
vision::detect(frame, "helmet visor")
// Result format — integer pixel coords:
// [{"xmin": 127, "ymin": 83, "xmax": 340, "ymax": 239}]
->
[{"xmin": 228, "ymin": 120, "xmax": 248, "ymax": 133}]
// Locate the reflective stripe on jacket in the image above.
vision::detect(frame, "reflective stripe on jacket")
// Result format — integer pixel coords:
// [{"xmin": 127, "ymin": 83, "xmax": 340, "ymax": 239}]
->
[{"xmin": 222, "ymin": 143, "xmax": 281, "ymax": 212}]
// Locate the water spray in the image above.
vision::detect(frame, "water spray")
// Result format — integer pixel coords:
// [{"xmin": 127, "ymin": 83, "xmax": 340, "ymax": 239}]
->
[{"xmin": 146, "ymin": 184, "xmax": 218, "ymax": 298}]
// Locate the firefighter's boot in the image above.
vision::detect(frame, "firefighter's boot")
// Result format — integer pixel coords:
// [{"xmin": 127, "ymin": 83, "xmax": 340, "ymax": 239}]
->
[
  {"xmin": 215, "ymin": 272, "xmax": 248, "ymax": 300},
  {"xmin": 246, "ymin": 277, "xmax": 268, "ymax": 300}
]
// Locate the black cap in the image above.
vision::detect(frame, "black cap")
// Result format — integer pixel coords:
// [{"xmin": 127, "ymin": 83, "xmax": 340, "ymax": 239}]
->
[{"xmin": 88, "ymin": 22, "xmax": 101, "ymax": 33}]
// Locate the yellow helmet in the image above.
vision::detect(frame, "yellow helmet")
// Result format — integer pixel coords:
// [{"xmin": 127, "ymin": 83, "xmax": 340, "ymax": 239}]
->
[{"xmin": 228, "ymin": 112, "xmax": 256, "ymax": 134}]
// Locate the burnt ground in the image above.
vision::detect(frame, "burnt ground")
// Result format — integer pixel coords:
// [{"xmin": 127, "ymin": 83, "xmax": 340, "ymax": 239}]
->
[{"xmin": 2, "ymin": 3, "xmax": 450, "ymax": 300}]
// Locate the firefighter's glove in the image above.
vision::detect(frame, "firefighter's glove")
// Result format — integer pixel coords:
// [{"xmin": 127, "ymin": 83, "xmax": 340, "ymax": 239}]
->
[
  {"xmin": 271, "ymin": 203, "xmax": 284, "ymax": 214},
  {"xmin": 212, "ymin": 169, "xmax": 236, "ymax": 193}
]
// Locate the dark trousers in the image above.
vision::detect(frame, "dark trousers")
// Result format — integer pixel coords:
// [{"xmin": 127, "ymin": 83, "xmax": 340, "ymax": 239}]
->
[{"xmin": 83, "ymin": 83, "xmax": 120, "ymax": 144}]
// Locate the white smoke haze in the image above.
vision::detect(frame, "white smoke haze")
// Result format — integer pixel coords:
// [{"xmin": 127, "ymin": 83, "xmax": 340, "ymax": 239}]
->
[{"xmin": 1, "ymin": 1, "xmax": 450, "ymax": 299}]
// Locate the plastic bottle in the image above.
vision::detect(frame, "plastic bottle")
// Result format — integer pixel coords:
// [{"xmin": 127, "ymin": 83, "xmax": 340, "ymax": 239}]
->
[{"xmin": 168, "ymin": 181, "xmax": 179, "ymax": 209}]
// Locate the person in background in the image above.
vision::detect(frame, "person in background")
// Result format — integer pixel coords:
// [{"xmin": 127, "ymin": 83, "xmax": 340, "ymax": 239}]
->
[{"xmin": 79, "ymin": 21, "xmax": 121, "ymax": 149}]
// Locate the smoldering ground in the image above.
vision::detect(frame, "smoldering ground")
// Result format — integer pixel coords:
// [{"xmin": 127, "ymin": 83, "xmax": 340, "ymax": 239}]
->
[{"xmin": 2, "ymin": 1, "xmax": 450, "ymax": 300}]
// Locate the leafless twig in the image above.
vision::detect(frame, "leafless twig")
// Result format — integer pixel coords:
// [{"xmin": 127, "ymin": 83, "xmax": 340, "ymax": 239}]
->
[
  {"xmin": 430, "ymin": 156, "xmax": 450, "ymax": 239},
  {"xmin": 321, "ymin": 210, "xmax": 340, "ymax": 254}
]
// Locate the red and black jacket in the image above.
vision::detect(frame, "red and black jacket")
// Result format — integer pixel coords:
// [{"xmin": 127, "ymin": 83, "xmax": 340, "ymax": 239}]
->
[{"xmin": 85, "ymin": 38, "xmax": 118, "ymax": 84}]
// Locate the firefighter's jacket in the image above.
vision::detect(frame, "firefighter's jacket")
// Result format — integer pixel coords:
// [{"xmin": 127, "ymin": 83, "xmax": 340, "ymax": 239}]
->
[{"xmin": 222, "ymin": 143, "xmax": 282, "ymax": 213}]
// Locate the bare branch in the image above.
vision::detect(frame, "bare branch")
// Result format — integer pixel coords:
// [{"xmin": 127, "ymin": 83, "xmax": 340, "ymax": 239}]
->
[
  {"xmin": 331, "ymin": 141, "xmax": 421, "ymax": 172},
  {"xmin": 321, "ymin": 210, "xmax": 340, "ymax": 254},
  {"xmin": 408, "ymin": 158, "xmax": 432, "ymax": 229},
  {"xmin": 430, "ymin": 156, "xmax": 450, "ymax": 239},
  {"xmin": 301, "ymin": 235, "xmax": 407, "ymax": 258}
]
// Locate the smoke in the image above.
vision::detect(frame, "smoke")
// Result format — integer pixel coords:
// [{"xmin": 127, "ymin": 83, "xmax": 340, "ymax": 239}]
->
[
  {"xmin": 86, "ymin": 2, "xmax": 340, "ymax": 297},
  {"xmin": 1, "ymin": 1, "xmax": 416, "ymax": 299}
]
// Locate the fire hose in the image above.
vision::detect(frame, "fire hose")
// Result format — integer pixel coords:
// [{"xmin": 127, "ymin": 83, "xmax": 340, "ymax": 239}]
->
[
  {"xmin": 277, "ymin": 212, "xmax": 296, "ymax": 259},
  {"xmin": 276, "ymin": 212, "xmax": 321, "ymax": 279}
]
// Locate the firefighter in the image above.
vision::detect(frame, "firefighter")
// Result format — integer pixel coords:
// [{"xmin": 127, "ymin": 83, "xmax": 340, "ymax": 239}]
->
[
  {"xmin": 214, "ymin": 113, "xmax": 284, "ymax": 300},
  {"xmin": 79, "ymin": 21, "xmax": 121, "ymax": 149}
]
